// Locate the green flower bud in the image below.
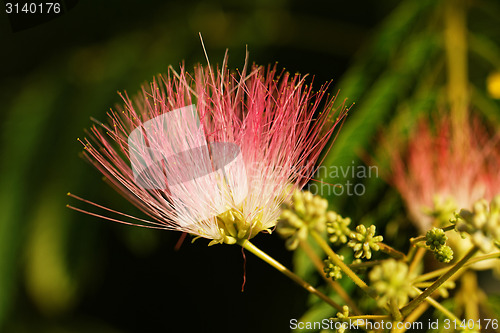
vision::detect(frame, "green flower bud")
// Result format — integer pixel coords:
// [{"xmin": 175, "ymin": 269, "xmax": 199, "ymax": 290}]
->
[
  {"xmin": 277, "ymin": 190, "xmax": 329, "ymax": 250},
  {"xmin": 434, "ymin": 245, "xmax": 454, "ymax": 263},
  {"xmin": 369, "ymin": 259, "xmax": 412, "ymax": 308},
  {"xmin": 425, "ymin": 227, "xmax": 447, "ymax": 250},
  {"xmin": 457, "ymin": 195, "xmax": 500, "ymax": 252},
  {"xmin": 326, "ymin": 211, "xmax": 351, "ymax": 245},
  {"xmin": 427, "ymin": 196, "xmax": 458, "ymax": 226},
  {"xmin": 347, "ymin": 225, "xmax": 383, "ymax": 259},
  {"xmin": 324, "ymin": 256, "xmax": 344, "ymax": 281},
  {"xmin": 336, "ymin": 305, "xmax": 350, "ymax": 319}
]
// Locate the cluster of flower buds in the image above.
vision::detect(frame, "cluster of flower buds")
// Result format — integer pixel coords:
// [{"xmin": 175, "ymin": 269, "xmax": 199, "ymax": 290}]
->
[
  {"xmin": 369, "ymin": 259, "xmax": 413, "ymax": 308},
  {"xmin": 333, "ymin": 306, "xmax": 350, "ymax": 333},
  {"xmin": 425, "ymin": 228, "xmax": 447, "ymax": 250},
  {"xmin": 326, "ymin": 211, "xmax": 352, "ymax": 245},
  {"xmin": 434, "ymin": 246, "xmax": 454, "ymax": 263},
  {"xmin": 455, "ymin": 196, "xmax": 500, "ymax": 253},
  {"xmin": 347, "ymin": 225, "xmax": 383, "ymax": 260},
  {"xmin": 425, "ymin": 227, "xmax": 454, "ymax": 263},
  {"xmin": 427, "ymin": 196, "xmax": 458, "ymax": 224},
  {"xmin": 277, "ymin": 190, "xmax": 328, "ymax": 250},
  {"xmin": 323, "ymin": 255, "xmax": 344, "ymax": 281}
]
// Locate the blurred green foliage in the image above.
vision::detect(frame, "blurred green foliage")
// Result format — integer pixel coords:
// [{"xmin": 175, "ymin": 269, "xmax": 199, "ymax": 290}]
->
[{"xmin": 1, "ymin": 0, "xmax": 499, "ymax": 332}]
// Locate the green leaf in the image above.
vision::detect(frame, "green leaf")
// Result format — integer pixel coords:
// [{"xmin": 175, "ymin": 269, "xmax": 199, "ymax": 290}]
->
[
  {"xmin": 295, "ymin": 295, "xmax": 337, "ymax": 333},
  {"xmin": 0, "ymin": 77, "xmax": 59, "ymax": 328},
  {"xmin": 487, "ymin": 294, "xmax": 500, "ymax": 316},
  {"xmin": 323, "ymin": 33, "xmax": 439, "ymax": 209}
]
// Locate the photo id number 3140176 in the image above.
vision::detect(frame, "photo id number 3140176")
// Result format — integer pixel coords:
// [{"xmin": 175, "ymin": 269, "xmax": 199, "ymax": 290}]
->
[{"xmin": 5, "ymin": 2, "xmax": 61, "ymax": 14}]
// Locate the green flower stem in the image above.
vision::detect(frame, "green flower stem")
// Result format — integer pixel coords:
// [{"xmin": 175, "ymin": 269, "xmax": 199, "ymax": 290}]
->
[
  {"xmin": 410, "ymin": 236, "xmax": 426, "ymax": 244},
  {"xmin": 461, "ymin": 271, "xmax": 480, "ymax": 321},
  {"xmin": 401, "ymin": 246, "xmax": 479, "ymax": 317},
  {"xmin": 413, "ymin": 251, "xmax": 500, "ymax": 283},
  {"xmin": 349, "ymin": 260, "xmax": 383, "ymax": 269},
  {"xmin": 310, "ymin": 230, "xmax": 376, "ymax": 298},
  {"xmin": 413, "ymin": 282, "xmax": 433, "ymax": 288},
  {"xmin": 350, "ymin": 315, "xmax": 391, "ymax": 320},
  {"xmin": 441, "ymin": 225, "xmax": 456, "ymax": 232},
  {"xmin": 406, "ymin": 245, "xmax": 417, "ymax": 263},
  {"xmin": 389, "ymin": 298, "xmax": 403, "ymax": 321},
  {"xmin": 299, "ymin": 239, "xmax": 362, "ymax": 315},
  {"xmin": 408, "ymin": 247, "xmax": 426, "ymax": 275},
  {"xmin": 379, "ymin": 243, "xmax": 407, "ymax": 260},
  {"xmin": 331, "ymin": 315, "xmax": 391, "ymax": 321},
  {"xmin": 444, "ymin": 0, "xmax": 469, "ymax": 125},
  {"xmin": 465, "ymin": 251, "xmax": 500, "ymax": 266},
  {"xmin": 412, "ymin": 268, "xmax": 448, "ymax": 284},
  {"xmin": 392, "ymin": 302, "xmax": 429, "ymax": 333},
  {"xmin": 413, "ymin": 287, "xmax": 461, "ymax": 322},
  {"xmin": 238, "ymin": 239, "xmax": 343, "ymax": 311},
  {"xmin": 410, "ymin": 225, "xmax": 455, "ymax": 245}
]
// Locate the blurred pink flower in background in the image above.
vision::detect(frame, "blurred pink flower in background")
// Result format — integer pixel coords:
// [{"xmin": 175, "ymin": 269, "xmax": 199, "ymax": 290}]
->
[{"xmin": 389, "ymin": 115, "xmax": 500, "ymax": 233}]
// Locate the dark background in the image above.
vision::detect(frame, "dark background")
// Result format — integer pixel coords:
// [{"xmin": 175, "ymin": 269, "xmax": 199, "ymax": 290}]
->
[{"xmin": 1, "ymin": 0, "xmax": 499, "ymax": 332}]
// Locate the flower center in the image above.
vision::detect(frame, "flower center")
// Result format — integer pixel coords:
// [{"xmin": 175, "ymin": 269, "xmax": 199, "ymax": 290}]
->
[{"xmin": 209, "ymin": 208, "xmax": 267, "ymax": 246}]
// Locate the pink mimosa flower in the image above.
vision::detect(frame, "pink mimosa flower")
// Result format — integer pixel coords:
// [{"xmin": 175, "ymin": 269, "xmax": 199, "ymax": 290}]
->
[
  {"xmin": 70, "ymin": 61, "xmax": 346, "ymax": 245},
  {"xmin": 389, "ymin": 115, "xmax": 500, "ymax": 235}
]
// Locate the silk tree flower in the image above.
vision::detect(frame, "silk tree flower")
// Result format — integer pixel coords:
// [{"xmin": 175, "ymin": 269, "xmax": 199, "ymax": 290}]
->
[
  {"xmin": 389, "ymin": 116, "xmax": 500, "ymax": 232},
  {"xmin": 70, "ymin": 61, "xmax": 346, "ymax": 246},
  {"xmin": 387, "ymin": 115, "xmax": 500, "ymax": 267}
]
